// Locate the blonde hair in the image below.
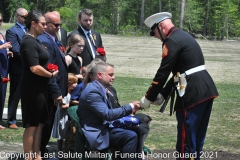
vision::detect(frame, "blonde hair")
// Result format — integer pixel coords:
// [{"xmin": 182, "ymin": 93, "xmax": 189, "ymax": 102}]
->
[
  {"xmin": 84, "ymin": 58, "xmax": 104, "ymax": 85},
  {"xmin": 68, "ymin": 73, "xmax": 78, "ymax": 84}
]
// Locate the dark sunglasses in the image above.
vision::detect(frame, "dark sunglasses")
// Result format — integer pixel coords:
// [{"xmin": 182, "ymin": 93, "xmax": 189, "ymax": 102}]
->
[
  {"xmin": 18, "ymin": 15, "xmax": 26, "ymax": 19},
  {"xmin": 47, "ymin": 22, "xmax": 62, "ymax": 28},
  {"xmin": 0, "ymin": 19, "xmax": 2, "ymax": 22}
]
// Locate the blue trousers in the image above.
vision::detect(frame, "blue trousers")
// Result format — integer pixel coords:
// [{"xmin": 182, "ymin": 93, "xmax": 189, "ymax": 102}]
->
[
  {"xmin": 109, "ymin": 127, "xmax": 140, "ymax": 160},
  {"xmin": 176, "ymin": 99, "xmax": 213, "ymax": 160}
]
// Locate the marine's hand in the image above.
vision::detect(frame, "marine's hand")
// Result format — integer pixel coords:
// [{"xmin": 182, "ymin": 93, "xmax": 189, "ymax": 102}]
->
[
  {"xmin": 152, "ymin": 93, "xmax": 165, "ymax": 106},
  {"xmin": 140, "ymin": 96, "xmax": 151, "ymax": 108}
]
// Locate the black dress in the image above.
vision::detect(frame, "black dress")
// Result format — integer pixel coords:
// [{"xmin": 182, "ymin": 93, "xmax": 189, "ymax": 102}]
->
[
  {"xmin": 67, "ymin": 54, "xmax": 81, "ymax": 74},
  {"xmin": 67, "ymin": 54, "xmax": 82, "ymax": 83},
  {"xmin": 20, "ymin": 35, "xmax": 49, "ymax": 128}
]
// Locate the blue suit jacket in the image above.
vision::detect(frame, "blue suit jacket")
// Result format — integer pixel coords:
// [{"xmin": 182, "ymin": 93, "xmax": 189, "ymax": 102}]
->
[
  {"xmin": 6, "ymin": 23, "xmax": 25, "ymax": 74},
  {"xmin": 78, "ymin": 80, "xmax": 133, "ymax": 150},
  {"xmin": 37, "ymin": 33, "xmax": 68, "ymax": 98}
]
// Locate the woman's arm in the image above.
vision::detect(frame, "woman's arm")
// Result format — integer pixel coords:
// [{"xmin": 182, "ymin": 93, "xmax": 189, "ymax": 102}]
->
[{"xmin": 30, "ymin": 65, "xmax": 58, "ymax": 78}]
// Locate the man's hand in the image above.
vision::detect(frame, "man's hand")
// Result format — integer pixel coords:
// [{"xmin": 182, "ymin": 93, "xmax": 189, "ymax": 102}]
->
[
  {"xmin": 140, "ymin": 96, "xmax": 151, "ymax": 108},
  {"xmin": 54, "ymin": 95, "xmax": 63, "ymax": 106},
  {"xmin": 152, "ymin": 93, "xmax": 165, "ymax": 106},
  {"xmin": 132, "ymin": 101, "xmax": 142, "ymax": 111}
]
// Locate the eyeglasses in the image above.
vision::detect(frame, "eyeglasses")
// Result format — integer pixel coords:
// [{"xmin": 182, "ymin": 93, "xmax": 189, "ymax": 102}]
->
[
  {"xmin": 0, "ymin": 19, "xmax": 2, "ymax": 22},
  {"xmin": 18, "ymin": 15, "xmax": 26, "ymax": 19},
  {"xmin": 39, "ymin": 22, "xmax": 47, "ymax": 26},
  {"xmin": 47, "ymin": 22, "xmax": 62, "ymax": 28}
]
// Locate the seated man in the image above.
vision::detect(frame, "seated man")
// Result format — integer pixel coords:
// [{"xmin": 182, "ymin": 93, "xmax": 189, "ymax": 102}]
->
[{"xmin": 78, "ymin": 62, "xmax": 142, "ymax": 160}]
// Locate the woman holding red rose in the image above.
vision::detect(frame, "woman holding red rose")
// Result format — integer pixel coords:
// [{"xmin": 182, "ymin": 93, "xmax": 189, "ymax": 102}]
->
[
  {"xmin": 20, "ymin": 10, "xmax": 58, "ymax": 160},
  {"xmin": 0, "ymin": 13, "xmax": 13, "ymax": 130}
]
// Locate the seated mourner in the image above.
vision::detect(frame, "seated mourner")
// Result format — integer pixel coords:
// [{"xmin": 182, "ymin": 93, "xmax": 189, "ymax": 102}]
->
[{"xmin": 78, "ymin": 62, "xmax": 142, "ymax": 160}]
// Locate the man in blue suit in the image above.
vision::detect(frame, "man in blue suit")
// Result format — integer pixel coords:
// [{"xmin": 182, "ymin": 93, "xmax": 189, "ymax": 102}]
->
[
  {"xmin": 78, "ymin": 62, "xmax": 142, "ymax": 160},
  {"xmin": 37, "ymin": 11, "xmax": 68, "ymax": 156},
  {"xmin": 6, "ymin": 8, "xmax": 28, "ymax": 129}
]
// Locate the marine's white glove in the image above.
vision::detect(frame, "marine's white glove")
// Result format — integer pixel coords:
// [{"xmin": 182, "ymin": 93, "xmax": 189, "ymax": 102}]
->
[
  {"xmin": 152, "ymin": 93, "xmax": 165, "ymax": 106},
  {"xmin": 140, "ymin": 96, "xmax": 151, "ymax": 108}
]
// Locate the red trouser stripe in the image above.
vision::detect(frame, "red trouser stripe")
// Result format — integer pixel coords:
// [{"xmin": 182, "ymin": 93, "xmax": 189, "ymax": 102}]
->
[{"xmin": 181, "ymin": 109, "xmax": 187, "ymax": 160}]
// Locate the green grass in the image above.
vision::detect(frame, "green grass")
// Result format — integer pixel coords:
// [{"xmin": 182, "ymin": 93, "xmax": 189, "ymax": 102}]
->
[
  {"xmin": 1, "ymin": 23, "xmax": 14, "ymax": 30},
  {"xmin": 0, "ymin": 76, "xmax": 239, "ymax": 154}
]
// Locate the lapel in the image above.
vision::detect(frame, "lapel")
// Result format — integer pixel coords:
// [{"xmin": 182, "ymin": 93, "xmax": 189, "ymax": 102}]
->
[
  {"xmin": 44, "ymin": 33, "xmax": 67, "ymax": 68},
  {"xmin": 15, "ymin": 23, "xmax": 25, "ymax": 39},
  {"xmin": 90, "ymin": 30, "xmax": 98, "ymax": 47},
  {"xmin": 93, "ymin": 81, "xmax": 112, "ymax": 109},
  {"xmin": 77, "ymin": 27, "xmax": 94, "ymax": 59}
]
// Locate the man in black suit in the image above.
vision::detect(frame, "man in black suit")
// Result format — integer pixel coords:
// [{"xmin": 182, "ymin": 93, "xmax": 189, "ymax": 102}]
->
[
  {"xmin": 38, "ymin": 11, "xmax": 68, "ymax": 156},
  {"xmin": 68, "ymin": 8, "xmax": 103, "ymax": 66},
  {"xmin": 6, "ymin": 8, "xmax": 28, "ymax": 129}
]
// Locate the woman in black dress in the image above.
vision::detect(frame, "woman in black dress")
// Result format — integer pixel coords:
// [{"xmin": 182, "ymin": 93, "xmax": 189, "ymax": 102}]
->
[{"xmin": 20, "ymin": 11, "xmax": 58, "ymax": 160}]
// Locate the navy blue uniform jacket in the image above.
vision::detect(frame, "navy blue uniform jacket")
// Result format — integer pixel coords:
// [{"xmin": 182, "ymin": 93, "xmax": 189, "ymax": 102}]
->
[{"xmin": 145, "ymin": 27, "xmax": 219, "ymax": 111}]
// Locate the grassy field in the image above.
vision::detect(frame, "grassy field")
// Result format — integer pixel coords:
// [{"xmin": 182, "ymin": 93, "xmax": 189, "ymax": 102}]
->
[
  {"xmin": 1, "ymin": 23, "xmax": 14, "ymax": 30},
  {"xmin": 0, "ymin": 34, "xmax": 239, "ymax": 155}
]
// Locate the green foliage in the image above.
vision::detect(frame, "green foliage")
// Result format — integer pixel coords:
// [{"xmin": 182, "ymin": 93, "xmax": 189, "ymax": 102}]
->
[{"xmin": 1, "ymin": 0, "xmax": 240, "ymax": 38}]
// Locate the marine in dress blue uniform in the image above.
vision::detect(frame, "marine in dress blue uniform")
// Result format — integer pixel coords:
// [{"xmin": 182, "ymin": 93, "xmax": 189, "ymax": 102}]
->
[{"xmin": 140, "ymin": 12, "xmax": 219, "ymax": 160}]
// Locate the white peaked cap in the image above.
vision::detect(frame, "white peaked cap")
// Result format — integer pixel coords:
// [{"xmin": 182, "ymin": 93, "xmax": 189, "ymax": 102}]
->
[{"xmin": 144, "ymin": 12, "xmax": 172, "ymax": 28}]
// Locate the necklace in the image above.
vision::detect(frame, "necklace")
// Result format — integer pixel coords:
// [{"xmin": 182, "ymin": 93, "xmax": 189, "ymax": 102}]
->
[{"xmin": 26, "ymin": 32, "xmax": 35, "ymax": 38}]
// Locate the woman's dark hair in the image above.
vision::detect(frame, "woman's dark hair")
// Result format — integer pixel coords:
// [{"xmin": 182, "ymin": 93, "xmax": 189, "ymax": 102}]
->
[{"xmin": 24, "ymin": 10, "xmax": 43, "ymax": 30}]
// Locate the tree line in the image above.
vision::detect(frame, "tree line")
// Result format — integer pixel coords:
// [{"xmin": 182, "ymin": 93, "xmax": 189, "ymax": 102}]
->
[{"xmin": 1, "ymin": 0, "xmax": 240, "ymax": 40}]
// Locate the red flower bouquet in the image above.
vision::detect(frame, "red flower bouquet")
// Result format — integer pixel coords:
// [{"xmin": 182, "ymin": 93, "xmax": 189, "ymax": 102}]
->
[
  {"xmin": 1, "ymin": 75, "xmax": 10, "ymax": 83},
  {"xmin": 96, "ymin": 47, "xmax": 106, "ymax": 56},
  {"xmin": 47, "ymin": 63, "xmax": 58, "ymax": 72}
]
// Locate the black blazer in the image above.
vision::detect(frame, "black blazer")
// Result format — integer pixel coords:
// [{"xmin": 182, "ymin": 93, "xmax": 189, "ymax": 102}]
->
[
  {"xmin": 60, "ymin": 28, "xmax": 67, "ymax": 47},
  {"xmin": 68, "ymin": 26, "xmax": 103, "ymax": 66}
]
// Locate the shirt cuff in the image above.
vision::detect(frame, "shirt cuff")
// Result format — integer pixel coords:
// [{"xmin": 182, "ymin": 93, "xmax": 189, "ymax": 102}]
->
[{"xmin": 129, "ymin": 103, "xmax": 134, "ymax": 110}]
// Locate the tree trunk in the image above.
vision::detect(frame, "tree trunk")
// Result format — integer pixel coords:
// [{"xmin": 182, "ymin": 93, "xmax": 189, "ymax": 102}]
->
[
  {"xmin": 179, "ymin": 0, "xmax": 185, "ymax": 29},
  {"xmin": 140, "ymin": 0, "xmax": 145, "ymax": 31},
  {"xmin": 203, "ymin": 0, "xmax": 210, "ymax": 36},
  {"xmin": 159, "ymin": 0, "xmax": 162, "ymax": 12}
]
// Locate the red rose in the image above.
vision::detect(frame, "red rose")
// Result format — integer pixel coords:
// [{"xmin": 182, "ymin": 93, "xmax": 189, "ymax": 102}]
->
[
  {"xmin": 1, "ymin": 77, "xmax": 10, "ymax": 83},
  {"xmin": 60, "ymin": 46, "xmax": 66, "ymax": 53},
  {"xmin": 47, "ymin": 63, "xmax": 58, "ymax": 72},
  {"xmin": 96, "ymin": 47, "xmax": 106, "ymax": 56},
  {"xmin": 133, "ymin": 110, "xmax": 137, "ymax": 115}
]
